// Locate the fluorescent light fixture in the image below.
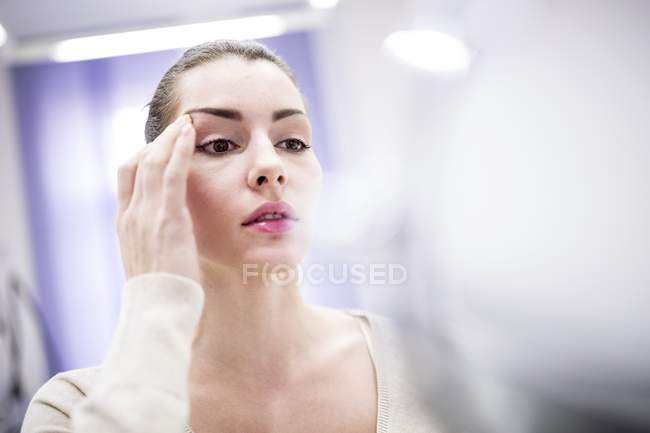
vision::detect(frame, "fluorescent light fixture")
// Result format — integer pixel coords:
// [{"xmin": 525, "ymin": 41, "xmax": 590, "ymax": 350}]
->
[
  {"xmin": 383, "ymin": 29, "xmax": 471, "ymax": 73},
  {"xmin": 51, "ymin": 15, "xmax": 287, "ymax": 62},
  {"xmin": 0, "ymin": 23, "xmax": 7, "ymax": 48},
  {"xmin": 309, "ymin": 0, "xmax": 339, "ymax": 9}
]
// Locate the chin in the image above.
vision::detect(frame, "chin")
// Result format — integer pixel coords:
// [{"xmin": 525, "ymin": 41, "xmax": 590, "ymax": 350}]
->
[
  {"xmin": 240, "ymin": 244, "xmax": 306, "ymax": 269},
  {"xmin": 198, "ymin": 239, "xmax": 307, "ymax": 270}
]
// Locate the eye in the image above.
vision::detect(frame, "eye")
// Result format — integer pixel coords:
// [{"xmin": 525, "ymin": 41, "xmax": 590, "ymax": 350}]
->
[
  {"xmin": 277, "ymin": 138, "xmax": 311, "ymax": 152},
  {"xmin": 197, "ymin": 138, "xmax": 239, "ymax": 156}
]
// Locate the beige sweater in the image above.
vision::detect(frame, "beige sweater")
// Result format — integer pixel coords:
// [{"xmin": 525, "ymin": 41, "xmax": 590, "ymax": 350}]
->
[{"xmin": 20, "ymin": 273, "xmax": 438, "ymax": 433}]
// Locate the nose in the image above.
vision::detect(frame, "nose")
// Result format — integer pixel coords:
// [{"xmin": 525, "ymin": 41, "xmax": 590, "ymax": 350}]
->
[{"xmin": 246, "ymin": 136, "xmax": 287, "ymax": 196}]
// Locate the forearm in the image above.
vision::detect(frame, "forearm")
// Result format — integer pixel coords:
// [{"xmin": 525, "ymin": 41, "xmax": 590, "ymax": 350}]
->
[{"xmin": 70, "ymin": 272, "xmax": 204, "ymax": 433}]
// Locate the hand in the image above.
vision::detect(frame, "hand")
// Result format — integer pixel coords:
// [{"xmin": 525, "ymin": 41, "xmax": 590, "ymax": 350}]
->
[{"xmin": 115, "ymin": 114, "xmax": 201, "ymax": 283}]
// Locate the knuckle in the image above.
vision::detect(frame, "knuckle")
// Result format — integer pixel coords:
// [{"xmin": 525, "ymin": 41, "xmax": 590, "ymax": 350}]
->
[
  {"xmin": 117, "ymin": 161, "xmax": 136, "ymax": 177},
  {"xmin": 141, "ymin": 169, "xmax": 157, "ymax": 184},
  {"xmin": 117, "ymin": 211, "xmax": 134, "ymax": 229},
  {"xmin": 153, "ymin": 131, "xmax": 173, "ymax": 147},
  {"xmin": 142, "ymin": 175, "xmax": 161, "ymax": 193},
  {"xmin": 143, "ymin": 156, "xmax": 164, "ymax": 170},
  {"xmin": 154, "ymin": 212, "xmax": 177, "ymax": 234},
  {"xmin": 163, "ymin": 169, "xmax": 182, "ymax": 184},
  {"xmin": 117, "ymin": 162, "xmax": 131, "ymax": 173}
]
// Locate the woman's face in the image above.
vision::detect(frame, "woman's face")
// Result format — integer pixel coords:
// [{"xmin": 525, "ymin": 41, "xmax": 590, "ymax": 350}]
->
[{"xmin": 172, "ymin": 56, "xmax": 322, "ymax": 271}]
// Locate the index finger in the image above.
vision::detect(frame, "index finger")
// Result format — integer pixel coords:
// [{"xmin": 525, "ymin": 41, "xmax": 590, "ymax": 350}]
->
[
  {"xmin": 116, "ymin": 142, "xmax": 152, "ymax": 213},
  {"xmin": 133, "ymin": 114, "xmax": 190, "ymax": 202},
  {"xmin": 147, "ymin": 114, "xmax": 191, "ymax": 165},
  {"xmin": 163, "ymin": 121, "xmax": 196, "ymax": 212}
]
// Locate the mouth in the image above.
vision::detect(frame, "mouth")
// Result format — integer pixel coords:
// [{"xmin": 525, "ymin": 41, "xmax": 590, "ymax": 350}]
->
[{"xmin": 242, "ymin": 201, "xmax": 298, "ymax": 230}]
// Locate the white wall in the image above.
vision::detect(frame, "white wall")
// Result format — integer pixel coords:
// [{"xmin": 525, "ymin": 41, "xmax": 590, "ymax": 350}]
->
[
  {"xmin": 312, "ymin": 0, "xmax": 650, "ymax": 427},
  {"xmin": 312, "ymin": 0, "xmax": 650, "ymax": 346},
  {"xmin": 415, "ymin": 0, "xmax": 650, "ymax": 359},
  {"xmin": 414, "ymin": 0, "xmax": 650, "ymax": 423},
  {"xmin": 311, "ymin": 0, "xmax": 470, "ymax": 314}
]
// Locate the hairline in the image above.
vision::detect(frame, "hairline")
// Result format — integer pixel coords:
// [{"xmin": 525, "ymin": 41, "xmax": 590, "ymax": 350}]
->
[
  {"xmin": 145, "ymin": 40, "xmax": 310, "ymax": 143},
  {"xmin": 161, "ymin": 55, "xmax": 310, "ymax": 136}
]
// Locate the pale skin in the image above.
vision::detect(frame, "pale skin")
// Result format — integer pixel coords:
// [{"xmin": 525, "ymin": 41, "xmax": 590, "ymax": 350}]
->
[{"xmin": 116, "ymin": 56, "xmax": 377, "ymax": 433}]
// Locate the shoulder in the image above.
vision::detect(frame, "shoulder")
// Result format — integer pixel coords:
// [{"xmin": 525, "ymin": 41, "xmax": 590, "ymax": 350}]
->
[
  {"xmin": 341, "ymin": 307, "xmax": 409, "ymax": 372},
  {"xmin": 343, "ymin": 308, "xmax": 401, "ymax": 344},
  {"xmin": 343, "ymin": 308, "xmax": 444, "ymax": 432},
  {"xmin": 21, "ymin": 366, "xmax": 101, "ymax": 432}
]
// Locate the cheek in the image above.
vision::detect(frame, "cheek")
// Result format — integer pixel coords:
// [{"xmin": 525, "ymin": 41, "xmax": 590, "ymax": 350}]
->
[
  {"xmin": 186, "ymin": 168, "xmax": 239, "ymax": 234},
  {"xmin": 295, "ymin": 158, "xmax": 323, "ymax": 207}
]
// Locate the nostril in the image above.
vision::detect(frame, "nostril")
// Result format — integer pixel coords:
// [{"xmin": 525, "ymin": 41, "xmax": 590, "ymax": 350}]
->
[{"xmin": 254, "ymin": 174, "xmax": 284, "ymax": 187}]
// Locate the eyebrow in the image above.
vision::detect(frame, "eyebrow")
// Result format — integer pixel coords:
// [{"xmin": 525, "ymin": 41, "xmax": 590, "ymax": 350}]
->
[{"xmin": 183, "ymin": 107, "xmax": 305, "ymax": 122}]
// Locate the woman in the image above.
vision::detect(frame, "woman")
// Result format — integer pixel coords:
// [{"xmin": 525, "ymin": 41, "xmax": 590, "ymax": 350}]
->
[{"xmin": 20, "ymin": 40, "xmax": 436, "ymax": 433}]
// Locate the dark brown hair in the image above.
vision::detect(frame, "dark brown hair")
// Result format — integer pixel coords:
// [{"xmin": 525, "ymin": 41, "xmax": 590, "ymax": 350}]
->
[{"xmin": 144, "ymin": 39, "xmax": 299, "ymax": 143}]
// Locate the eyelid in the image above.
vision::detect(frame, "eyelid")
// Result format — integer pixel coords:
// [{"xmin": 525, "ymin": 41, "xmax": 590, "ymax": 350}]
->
[
  {"xmin": 276, "ymin": 138, "xmax": 312, "ymax": 152},
  {"xmin": 197, "ymin": 137, "xmax": 236, "ymax": 146},
  {"xmin": 197, "ymin": 138, "xmax": 240, "ymax": 155},
  {"xmin": 196, "ymin": 136, "xmax": 311, "ymax": 156}
]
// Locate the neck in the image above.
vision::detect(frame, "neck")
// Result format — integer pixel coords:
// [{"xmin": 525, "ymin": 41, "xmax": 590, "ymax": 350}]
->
[{"xmin": 189, "ymin": 260, "xmax": 319, "ymax": 387}]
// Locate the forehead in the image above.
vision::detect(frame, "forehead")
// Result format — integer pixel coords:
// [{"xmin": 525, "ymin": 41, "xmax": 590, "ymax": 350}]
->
[{"xmin": 174, "ymin": 56, "xmax": 305, "ymax": 117}]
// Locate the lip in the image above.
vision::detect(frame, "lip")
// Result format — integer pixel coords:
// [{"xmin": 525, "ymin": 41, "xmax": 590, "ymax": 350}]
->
[{"xmin": 242, "ymin": 201, "xmax": 298, "ymax": 226}]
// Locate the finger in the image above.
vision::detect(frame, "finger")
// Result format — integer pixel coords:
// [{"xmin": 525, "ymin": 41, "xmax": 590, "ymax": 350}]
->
[
  {"xmin": 148, "ymin": 114, "xmax": 190, "ymax": 165},
  {"xmin": 117, "ymin": 143, "xmax": 151, "ymax": 213},
  {"xmin": 163, "ymin": 121, "xmax": 196, "ymax": 213},
  {"xmin": 117, "ymin": 153, "xmax": 139, "ymax": 213},
  {"xmin": 136, "ymin": 115, "xmax": 188, "ymax": 201},
  {"xmin": 126, "ymin": 142, "xmax": 155, "ymax": 205}
]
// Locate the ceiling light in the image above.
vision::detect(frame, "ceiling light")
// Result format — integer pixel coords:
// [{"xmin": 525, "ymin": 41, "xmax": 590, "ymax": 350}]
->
[
  {"xmin": 0, "ymin": 23, "xmax": 7, "ymax": 48},
  {"xmin": 309, "ymin": 0, "xmax": 339, "ymax": 9},
  {"xmin": 383, "ymin": 29, "xmax": 472, "ymax": 73},
  {"xmin": 51, "ymin": 15, "xmax": 287, "ymax": 62}
]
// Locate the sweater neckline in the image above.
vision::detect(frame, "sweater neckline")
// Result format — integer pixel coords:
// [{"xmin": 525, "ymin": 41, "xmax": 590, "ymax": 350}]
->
[
  {"xmin": 344, "ymin": 308, "xmax": 389, "ymax": 433},
  {"xmin": 185, "ymin": 308, "xmax": 388, "ymax": 433}
]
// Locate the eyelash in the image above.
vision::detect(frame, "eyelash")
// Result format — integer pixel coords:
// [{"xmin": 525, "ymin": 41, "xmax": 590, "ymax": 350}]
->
[{"xmin": 196, "ymin": 138, "xmax": 311, "ymax": 156}]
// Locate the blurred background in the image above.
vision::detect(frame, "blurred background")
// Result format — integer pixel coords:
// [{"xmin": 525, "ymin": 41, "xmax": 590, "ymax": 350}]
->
[{"xmin": 0, "ymin": 0, "xmax": 649, "ymax": 432}]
